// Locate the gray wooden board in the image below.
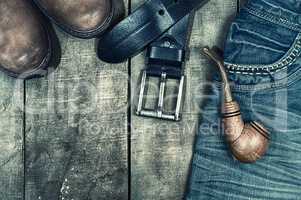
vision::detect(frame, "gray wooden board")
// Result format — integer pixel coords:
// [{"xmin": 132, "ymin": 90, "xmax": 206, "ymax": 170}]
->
[
  {"xmin": 0, "ymin": 75, "xmax": 24, "ymax": 200},
  {"xmin": 24, "ymin": 1, "xmax": 129, "ymax": 199},
  {"xmin": 130, "ymin": 0, "xmax": 238, "ymax": 199},
  {"xmin": 0, "ymin": 0, "xmax": 244, "ymax": 199}
]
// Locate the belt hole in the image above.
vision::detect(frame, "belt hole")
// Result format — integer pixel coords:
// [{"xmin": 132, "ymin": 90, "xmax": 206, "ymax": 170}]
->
[{"xmin": 158, "ymin": 9, "xmax": 165, "ymax": 15}]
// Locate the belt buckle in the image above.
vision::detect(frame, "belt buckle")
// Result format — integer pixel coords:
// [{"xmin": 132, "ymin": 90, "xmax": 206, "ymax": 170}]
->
[{"xmin": 136, "ymin": 70, "xmax": 185, "ymax": 121}]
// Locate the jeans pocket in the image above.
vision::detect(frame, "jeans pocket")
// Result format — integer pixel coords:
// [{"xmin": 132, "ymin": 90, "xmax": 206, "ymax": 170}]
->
[
  {"xmin": 223, "ymin": 8, "xmax": 301, "ymax": 91},
  {"xmin": 217, "ymin": 8, "xmax": 301, "ymax": 152}
]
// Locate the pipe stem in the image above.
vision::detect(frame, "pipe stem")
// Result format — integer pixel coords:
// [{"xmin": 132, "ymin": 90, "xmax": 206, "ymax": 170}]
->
[{"xmin": 202, "ymin": 47, "xmax": 233, "ymax": 103}]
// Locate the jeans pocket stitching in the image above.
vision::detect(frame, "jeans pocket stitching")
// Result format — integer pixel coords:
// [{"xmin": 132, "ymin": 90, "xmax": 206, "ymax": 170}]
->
[
  {"xmin": 213, "ymin": 65, "xmax": 301, "ymax": 92},
  {"xmin": 245, "ymin": 5, "xmax": 301, "ymax": 32},
  {"xmin": 225, "ymin": 33, "xmax": 301, "ymax": 76}
]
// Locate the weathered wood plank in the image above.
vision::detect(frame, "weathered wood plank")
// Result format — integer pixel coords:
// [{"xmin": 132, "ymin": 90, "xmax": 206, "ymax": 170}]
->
[
  {"xmin": 24, "ymin": 2, "xmax": 129, "ymax": 198},
  {"xmin": 239, "ymin": 0, "xmax": 248, "ymax": 10},
  {"xmin": 130, "ymin": 0, "xmax": 237, "ymax": 199},
  {"xmin": 0, "ymin": 75, "xmax": 24, "ymax": 200}
]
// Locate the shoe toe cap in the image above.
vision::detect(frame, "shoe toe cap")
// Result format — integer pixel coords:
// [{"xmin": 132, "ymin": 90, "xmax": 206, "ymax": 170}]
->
[
  {"xmin": 0, "ymin": 1, "xmax": 49, "ymax": 75},
  {"xmin": 39, "ymin": 0, "xmax": 112, "ymax": 32}
]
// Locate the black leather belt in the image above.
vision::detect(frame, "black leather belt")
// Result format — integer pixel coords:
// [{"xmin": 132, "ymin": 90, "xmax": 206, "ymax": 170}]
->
[
  {"xmin": 136, "ymin": 14, "xmax": 194, "ymax": 121},
  {"xmin": 97, "ymin": 0, "xmax": 209, "ymax": 121}
]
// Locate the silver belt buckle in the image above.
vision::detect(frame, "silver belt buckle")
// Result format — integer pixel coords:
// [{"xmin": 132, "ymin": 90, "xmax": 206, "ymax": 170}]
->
[{"xmin": 136, "ymin": 70, "xmax": 185, "ymax": 121}]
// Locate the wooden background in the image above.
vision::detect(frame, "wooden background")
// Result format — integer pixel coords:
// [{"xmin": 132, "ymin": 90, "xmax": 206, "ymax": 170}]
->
[{"xmin": 0, "ymin": 0, "xmax": 243, "ymax": 199}]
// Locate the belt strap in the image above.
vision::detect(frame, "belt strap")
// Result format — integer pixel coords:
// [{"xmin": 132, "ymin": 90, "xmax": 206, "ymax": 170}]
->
[
  {"xmin": 145, "ymin": 14, "xmax": 194, "ymax": 79},
  {"xmin": 97, "ymin": 0, "xmax": 209, "ymax": 63}
]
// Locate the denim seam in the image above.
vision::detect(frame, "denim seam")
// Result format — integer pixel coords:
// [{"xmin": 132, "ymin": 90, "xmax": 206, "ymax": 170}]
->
[
  {"xmin": 225, "ymin": 33, "xmax": 301, "ymax": 75},
  {"xmin": 245, "ymin": 6, "xmax": 301, "ymax": 32},
  {"xmin": 214, "ymin": 67, "xmax": 301, "ymax": 91}
]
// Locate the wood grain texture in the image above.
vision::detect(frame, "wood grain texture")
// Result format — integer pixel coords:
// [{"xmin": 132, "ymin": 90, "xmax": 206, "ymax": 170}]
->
[
  {"xmin": 24, "ymin": 3, "xmax": 129, "ymax": 198},
  {"xmin": 0, "ymin": 75, "xmax": 24, "ymax": 200},
  {"xmin": 130, "ymin": 0, "xmax": 237, "ymax": 199},
  {"xmin": 0, "ymin": 0, "xmax": 242, "ymax": 199},
  {"xmin": 239, "ymin": 0, "xmax": 248, "ymax": 9}
]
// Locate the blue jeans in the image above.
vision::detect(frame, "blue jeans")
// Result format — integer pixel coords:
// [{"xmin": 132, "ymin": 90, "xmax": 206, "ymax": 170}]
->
[{"xmin": 186, "ymin": 0, "xmax": 301, "ymax": 199}]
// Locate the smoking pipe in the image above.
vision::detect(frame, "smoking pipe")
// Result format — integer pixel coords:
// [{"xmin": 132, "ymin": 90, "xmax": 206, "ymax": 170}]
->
[{"xmin": 202, "ymin": 46, "xmax": 270, "ymax": 163}]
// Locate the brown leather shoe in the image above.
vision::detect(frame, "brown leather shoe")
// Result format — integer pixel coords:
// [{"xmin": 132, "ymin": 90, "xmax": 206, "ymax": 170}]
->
[
  {"xmin": 0, "ymin": 0, "xmax": 55, "ymax": 78},
  {"xmin": 33, "ymin": 0, "xmax": 125, "ymax": 39}
]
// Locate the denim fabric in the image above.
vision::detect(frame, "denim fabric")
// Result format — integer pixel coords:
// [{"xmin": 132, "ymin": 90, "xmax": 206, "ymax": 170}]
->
[{"xmin": 186, "ymin": 0, "xmax": 301, "ymax": 199}]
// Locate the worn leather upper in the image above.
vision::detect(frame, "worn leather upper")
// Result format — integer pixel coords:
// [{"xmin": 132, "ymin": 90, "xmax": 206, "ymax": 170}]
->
[
  {"xmin": 0, "ymin": 0, "xmax": 49, "ymax": 75},
  {"xmin": 36, "ymin": 0, "xmax": 112, "ymax": 32}
]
